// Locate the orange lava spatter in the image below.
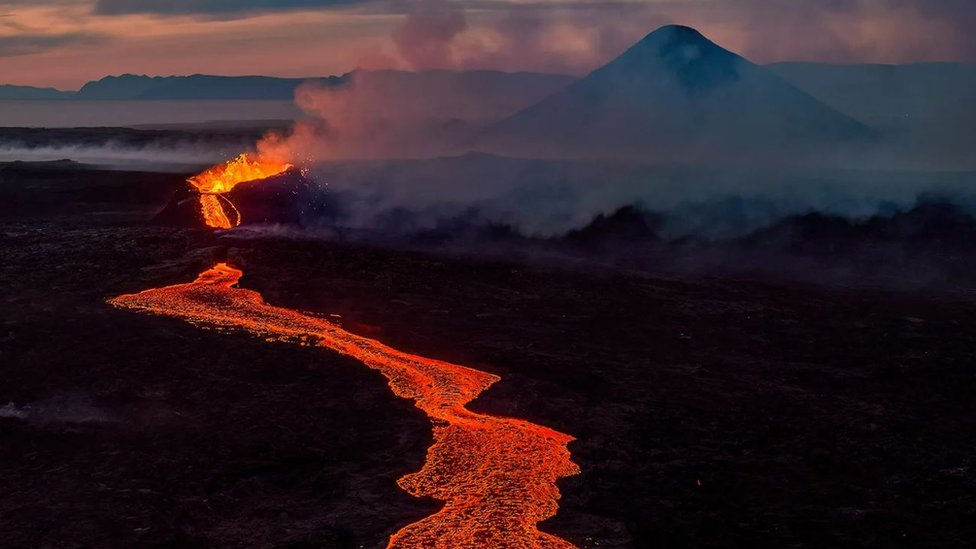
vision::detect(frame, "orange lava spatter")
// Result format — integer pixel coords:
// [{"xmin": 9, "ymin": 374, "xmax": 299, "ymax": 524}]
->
[
  {"xmin": 109, "ymin": 263, "xmax": 580, "ymax": 549},
  {"xmin": 188, "ymin": 153, "xmax": 291, "ymax": 229},
  {"xmin": 188, "ymin": 153, "xmax": 292, "ymax": 195}
]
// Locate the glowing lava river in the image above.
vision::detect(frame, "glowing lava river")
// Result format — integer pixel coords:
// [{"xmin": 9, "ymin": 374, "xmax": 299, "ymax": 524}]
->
[{"xmin": 109, "ymin": 263, "xmax": 579, "ymax": 548}]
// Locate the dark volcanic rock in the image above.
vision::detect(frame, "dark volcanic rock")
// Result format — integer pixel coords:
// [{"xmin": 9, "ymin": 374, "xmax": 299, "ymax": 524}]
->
[
  {"xmin": 227, "ymin": 170, "xmax": 314, "ymax": 226},
  {"xmin": 151, "ymin": 185, "xmax": 206, "ymax": 227},
  {"xmin": 565, "ymin": 205, "xmax": 662, "ymax": 248},
  {"xmin": 711, "ymin": 201, "xmax": 976, "ymax": 286},
  {"xmin": 0, "ymin": 167, "xmax": 434, "ymax": 549},
  {"xmin": 3, "ymin": 163, "xmax": 976, "ymax": 548},
  {"xmin": 745, "ymin": 201, "xmax": 976, "ymax": 254}
]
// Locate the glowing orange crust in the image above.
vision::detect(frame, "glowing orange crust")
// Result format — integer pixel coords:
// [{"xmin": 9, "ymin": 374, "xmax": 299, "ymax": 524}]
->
[
  {"xmin": 188, "ymin": 154, "xmax": 291, "ymax": 229},
  {"xmin": 109, "ymin": 264, "xmax": 580, "ymax": 548}
]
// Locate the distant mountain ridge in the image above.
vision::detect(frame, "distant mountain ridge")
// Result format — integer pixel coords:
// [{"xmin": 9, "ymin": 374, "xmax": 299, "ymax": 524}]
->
[
  {"xmin": 0, "ymin": 74, "xmax": 342, "ymax": 100},
  {"xmin": 74, "ymin": 73, "xmax": 349, "ymax": 100},
  {"xmin": 0, "ymin": 70, "xmax": 573, "ymax": 102},
  {"xmin": 0, "ymin": 84, "xmax": 74, "ymax": 100}
]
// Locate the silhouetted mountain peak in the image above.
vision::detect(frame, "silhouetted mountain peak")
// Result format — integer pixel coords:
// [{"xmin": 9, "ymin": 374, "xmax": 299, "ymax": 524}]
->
[
  {"xmin": 77, "ymin": 74, "xmax": 166, "ymax": 99},
  {"xmin": 111, "ymin": 74, "xmax": 156, "ymax": 80},
  {"xmin": 636, "ymin": 25, "xmax": 713, "ymax": 50},
  {"xmin": 603, "ymin": 24, "xmax": 741, "ymax": 92},
  {"xmin": 482, "ymin": 23, "xmax": 873, "ymax": 159}
]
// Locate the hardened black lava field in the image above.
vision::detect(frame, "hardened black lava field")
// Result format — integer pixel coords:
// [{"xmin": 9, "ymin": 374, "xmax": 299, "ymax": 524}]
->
[{"xmin": 2, "ymin": 161, "xmax": 975, "ymax": 548}]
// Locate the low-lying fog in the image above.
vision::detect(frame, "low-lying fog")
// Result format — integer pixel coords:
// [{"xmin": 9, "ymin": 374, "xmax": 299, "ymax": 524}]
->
[{"xmin": 0, "ymin": 100, "xmax": 300, "ymax": 128}]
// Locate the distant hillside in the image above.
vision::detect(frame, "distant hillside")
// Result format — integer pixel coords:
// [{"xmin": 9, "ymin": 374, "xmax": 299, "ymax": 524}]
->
[
  {"xmin": 480, "ymin": 25, "xmax": 874, "ymax": 160},
  {"xmin": 0, "ymin": 71, "xmax": 573, "ymax": 108},
  {"xmin": 73, "ymin": 73, "xmax": 348, "ymax": 100},
  {"xmin": 768, "ymin": 62, "xmax": 976, "ymax": 144},
  {"xmin": 0, "ymin": 85, "xmax": 73, "ymax": 100}
]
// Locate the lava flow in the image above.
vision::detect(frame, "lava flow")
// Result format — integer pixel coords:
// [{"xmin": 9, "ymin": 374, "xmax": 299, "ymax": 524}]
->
[
  {"xmin": 109, "ymin": 263, "xmax": 580, "ymax": 548},
  {"xmin": 187, "ymin": 153, "xmax": 291, "ymax": 229}
]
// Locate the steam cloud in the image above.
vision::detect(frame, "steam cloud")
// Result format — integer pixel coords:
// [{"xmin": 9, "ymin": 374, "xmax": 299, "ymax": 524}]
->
[
  {"xmin": 239, "ymin": 8, "xmax": 974, "ymax": 241},
  {"xmin": 358, "ymin": 0, "xmax": 976, "ymax": 73},
  {"xmin": 354, "ymin": 0, "xmax": 649, "ymax": 75},
  {"xmin": 392, "ymin": 6, "xmax": 468, "ymax": 70},
  {"xmin": 255, "ymin": 75, "xmax": 461, "ymax": 162},
  {"xmin": 289, "ymin": 159, "xmax": 976, "ymax": 238}
]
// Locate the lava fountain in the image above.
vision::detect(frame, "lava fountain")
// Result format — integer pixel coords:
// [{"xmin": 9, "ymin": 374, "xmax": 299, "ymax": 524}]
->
[
  {"xmin": 109, "ymin": 263, "xmax": 580, "ymax": 548},
  {"xmin": 187, "ymin": 153, "xmax": 292, "ymax": 229}
]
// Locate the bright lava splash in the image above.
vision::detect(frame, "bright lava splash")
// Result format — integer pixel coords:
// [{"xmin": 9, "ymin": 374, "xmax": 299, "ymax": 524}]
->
[
  {"xmin": 109, "ymin": 263, "xmax": 580, "ymax": 548},
  {"xmin": 187, "ymin": 154, "xmax": 292, "ymax": 229}
]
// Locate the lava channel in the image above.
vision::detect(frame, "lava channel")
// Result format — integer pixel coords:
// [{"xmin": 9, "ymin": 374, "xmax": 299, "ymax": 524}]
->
[{"xmin": 109, "ymin": 263, "xmax": 580, "ymax": 548}]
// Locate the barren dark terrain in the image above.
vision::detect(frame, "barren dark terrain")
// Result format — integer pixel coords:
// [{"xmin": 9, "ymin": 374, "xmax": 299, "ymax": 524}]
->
[{"xmin": 2, "ymin": 161, "xmax": 975, "ymax": 548}]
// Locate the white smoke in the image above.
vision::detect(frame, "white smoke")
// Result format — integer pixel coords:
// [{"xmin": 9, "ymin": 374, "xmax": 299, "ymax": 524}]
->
[{"xmin": 296, "ymin": 157, "xmax": 976, "ymax": 238}]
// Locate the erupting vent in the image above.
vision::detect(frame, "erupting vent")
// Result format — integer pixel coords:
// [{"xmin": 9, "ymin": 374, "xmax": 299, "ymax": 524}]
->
[{"xmin": 187, "ymin": 153, "xmax": 292, "ymax": 229}]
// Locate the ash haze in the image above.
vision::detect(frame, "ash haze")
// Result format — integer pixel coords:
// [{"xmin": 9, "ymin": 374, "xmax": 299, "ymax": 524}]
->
[{"xmin": 0, "ymin": 0, "xmax": 975, "ymax": 88}]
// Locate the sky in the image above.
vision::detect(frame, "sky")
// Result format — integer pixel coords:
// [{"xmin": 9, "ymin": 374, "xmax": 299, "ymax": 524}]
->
[{"xmin": 1, "ymin": 0, "xmax": 975, "ymax": 89}]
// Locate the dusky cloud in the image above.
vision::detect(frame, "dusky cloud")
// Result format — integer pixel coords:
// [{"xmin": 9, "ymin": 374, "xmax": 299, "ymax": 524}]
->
[
  {"xmin": 0, "ymin": 31, "xmax": 104, "ymax": 56},
  {"xmin": 2, "ymin": 0, "xmax": 976, "ymax": 88},
  {"xmin": 92, "ymin": 0, "xmax": 370, "ymax": 18}
]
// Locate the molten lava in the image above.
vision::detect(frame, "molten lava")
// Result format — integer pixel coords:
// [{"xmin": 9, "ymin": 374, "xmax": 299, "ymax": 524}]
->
[
  {"xmin": 110, "ymin": 263, "xmax": 579, "ymax": 548},
  {"xmin": 187, "ymin": 153, "xmax": 291, "ymax": 229},
  {"xmin": 198, "ymin": 194, "xmax": 238, "ymax": 230},
  {"xmin": 188, "ymin": 153, "xmax": 292, "ymax": 195}
]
